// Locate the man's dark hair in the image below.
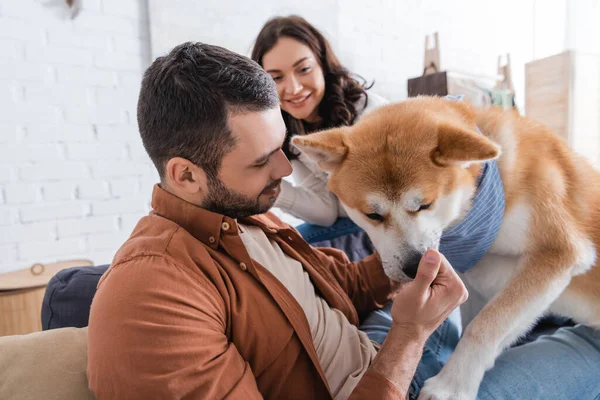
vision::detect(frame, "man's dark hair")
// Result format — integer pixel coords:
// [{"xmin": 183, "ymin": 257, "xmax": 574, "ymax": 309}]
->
[{"xmin": 137, "ymin": 42, "xmax": 280, "ymax": 180}]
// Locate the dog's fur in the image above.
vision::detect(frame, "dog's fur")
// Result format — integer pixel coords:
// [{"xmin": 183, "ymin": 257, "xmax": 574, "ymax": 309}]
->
[{"xmin": 293, "ymin": 96, "xmax": 600, "ymax": 400}]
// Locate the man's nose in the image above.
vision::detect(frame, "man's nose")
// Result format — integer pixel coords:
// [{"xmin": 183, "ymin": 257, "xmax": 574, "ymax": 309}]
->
[{"xmin": 273, "ymin": 150, "xmax": 293, "ymax": 179}]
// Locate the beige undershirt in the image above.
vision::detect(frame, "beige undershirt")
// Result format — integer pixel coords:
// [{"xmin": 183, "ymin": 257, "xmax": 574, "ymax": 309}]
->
[{"xmin": 239, "ymin": 224, "xmax": 377, "ymax": 400}]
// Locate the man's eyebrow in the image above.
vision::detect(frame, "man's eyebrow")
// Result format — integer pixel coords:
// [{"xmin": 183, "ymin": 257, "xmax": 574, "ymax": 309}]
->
[
  {"xmin": 266, "ymin": 56, "xmax": 310, "ymax": 73},
  {"xmin": 252, "ymin": 147, "xmax": 281, "ymax": 165}
]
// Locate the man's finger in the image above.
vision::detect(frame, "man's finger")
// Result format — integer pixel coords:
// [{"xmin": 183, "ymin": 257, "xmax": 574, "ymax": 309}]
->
[{"xmin": 413, "ymin": 249, "xmax": 442, "ymax": 290}]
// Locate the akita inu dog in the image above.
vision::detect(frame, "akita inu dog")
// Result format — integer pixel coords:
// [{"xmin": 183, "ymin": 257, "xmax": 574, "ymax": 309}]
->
[{"xmin": 293, "ymin": 96, "xmax": 600, "ymax": 399}]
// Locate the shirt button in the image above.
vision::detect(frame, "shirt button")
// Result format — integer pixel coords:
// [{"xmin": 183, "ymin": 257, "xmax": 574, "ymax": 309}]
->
[
  {"xmin": 208, "ymin": 236, "xmax": 216, "ymax": 244},
  {"xmin": 221, "ymin": 222, "xmax": 230, "ymax": 231},
  {"xmin": 239, "ymin": 262, "xmax": 247, "ymax": 271}
]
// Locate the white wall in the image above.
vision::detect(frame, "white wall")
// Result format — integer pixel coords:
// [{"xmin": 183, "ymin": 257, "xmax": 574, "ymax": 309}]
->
[
  {"xmin": 149, "ymin": 0, "xmax": 574, "ymax": 111},
  {"xmin": 565, "ymin": 0, "xmax": 600, "ymax": 55},
  {"xmin": 0, "ymin": 0, "xmax": 155, "ymax": 273}
]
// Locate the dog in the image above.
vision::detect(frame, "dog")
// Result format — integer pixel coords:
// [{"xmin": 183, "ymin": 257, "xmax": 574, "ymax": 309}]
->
[{"xmin": 292, "ymin": 96, "xmax": 600, "ymax": 399}]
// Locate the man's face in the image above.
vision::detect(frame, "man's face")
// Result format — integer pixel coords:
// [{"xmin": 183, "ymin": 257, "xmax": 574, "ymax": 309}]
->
[{"xmin": 201, "ymin": 107, "xmax": 292, "ymax": 219}]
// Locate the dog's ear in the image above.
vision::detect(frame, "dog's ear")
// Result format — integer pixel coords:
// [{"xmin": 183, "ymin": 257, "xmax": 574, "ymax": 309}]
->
[
  {"xmin": 434, "ymin": 123, "xmax": 501, "ymax": 167},
  {"xmin": 292, "ymin": 128, "xmax": 349, "ymax": 171}
]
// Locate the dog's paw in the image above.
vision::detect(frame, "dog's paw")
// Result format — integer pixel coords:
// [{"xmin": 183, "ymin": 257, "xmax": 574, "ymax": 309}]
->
[{"xmin": 417, "ymin": 375, "xmax": 474, "ymax": 400}]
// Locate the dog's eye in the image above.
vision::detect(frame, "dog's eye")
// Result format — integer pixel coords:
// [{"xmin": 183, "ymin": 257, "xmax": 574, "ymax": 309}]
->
[
  {"xmin": 417, "ymin": 203, "xmax": 433, "ymax": 212},
  {"xmin": 365, "ymin": 213, "xmax": 384, "ymax": 221}
]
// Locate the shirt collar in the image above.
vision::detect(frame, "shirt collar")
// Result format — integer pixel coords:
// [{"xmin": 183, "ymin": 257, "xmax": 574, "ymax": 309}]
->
[{"xmin": 150, "ymin": 184, "xmax": 287, "ymax": 248}]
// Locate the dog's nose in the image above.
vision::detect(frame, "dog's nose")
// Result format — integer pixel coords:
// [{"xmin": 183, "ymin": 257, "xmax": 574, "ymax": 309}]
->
[{"xmin": 403, "ymin": 251, "xmax": 423, "ymax": 279}]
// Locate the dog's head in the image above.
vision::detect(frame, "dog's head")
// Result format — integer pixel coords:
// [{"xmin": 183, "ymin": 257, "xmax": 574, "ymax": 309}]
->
[{"xmin": 293, "ymin": 97, "xmax": 500, "ymax": 281}]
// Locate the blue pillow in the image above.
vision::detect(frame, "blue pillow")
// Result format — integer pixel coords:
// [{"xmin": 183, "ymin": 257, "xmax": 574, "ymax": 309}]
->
[{"xmin": 41, "ymin": 265, "xmax": 109, "ymax": 330}]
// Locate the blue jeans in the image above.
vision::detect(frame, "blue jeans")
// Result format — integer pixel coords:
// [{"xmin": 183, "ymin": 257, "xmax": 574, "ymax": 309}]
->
[
  {"xmin": 361, "ymin": 304, "xmax": 461, "ymax": 399},
  {"xmin": 361, "ymin": 305, "xmax": 600, "ymax": 399},
  {"xmin": 296, "ymin": 218, "xmax": 375, "ymax": 262},
  {"xmin": 296, "ymin": 217, "xmax": 363, "ymax": 243}
]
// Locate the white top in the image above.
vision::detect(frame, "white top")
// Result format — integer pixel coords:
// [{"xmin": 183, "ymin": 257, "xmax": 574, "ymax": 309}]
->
[
  {"xmin": 239, "ymin": 224, "xmax": 376, "ymax": 399},
  {"xmin": 275, "ymin": 92, "xmax": 389, "ymax": 226}
]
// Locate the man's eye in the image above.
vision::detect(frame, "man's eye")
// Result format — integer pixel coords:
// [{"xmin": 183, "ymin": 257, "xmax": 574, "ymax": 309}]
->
[
  {"xmin": 365, "ymin": 213, "xmax": 384, "ymax": 221},
  {"xmin": 272, "ymin": 76, "xmax": 282, "ymax": 82},
  {"xmin": 255, "ymin": 159, "xmax": 270, "ymax": 168},
  {"xmin": 417, "ymin": 203, "xmax": 433, "ymax": 212}
]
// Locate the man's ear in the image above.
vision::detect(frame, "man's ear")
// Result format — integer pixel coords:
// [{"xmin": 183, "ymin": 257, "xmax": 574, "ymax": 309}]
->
[
  {"xmin": 433, "ymin": 123, "xmax": 501, "ymax": 167},
  {"xmin": 291, "ymin": 128, "xmax": 349, "ymax": 171},
  {"xmin": 165, "ymin": 157, "xmax": 209, "ymax": 195}
]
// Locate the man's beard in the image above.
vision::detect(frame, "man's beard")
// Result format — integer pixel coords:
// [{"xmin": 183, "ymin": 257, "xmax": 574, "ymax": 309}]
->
[{"xmin": 201, "ymin": 177, "xmax": 281, "ymax": 219}]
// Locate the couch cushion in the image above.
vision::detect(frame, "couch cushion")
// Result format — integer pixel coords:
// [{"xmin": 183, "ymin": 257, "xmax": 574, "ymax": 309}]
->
[
  {"xmin": 0, "ymin": 327, "xmax": 94, "ymax": 400},
  {"xmin": 42, "ymin": 265, "xmax": 109, "ymax": 330}
]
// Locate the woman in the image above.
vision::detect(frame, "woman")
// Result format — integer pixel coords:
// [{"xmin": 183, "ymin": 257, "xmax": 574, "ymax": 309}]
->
[{"xmin": 251, "ymin": 16, "xmax": 388, "ymax": 261}]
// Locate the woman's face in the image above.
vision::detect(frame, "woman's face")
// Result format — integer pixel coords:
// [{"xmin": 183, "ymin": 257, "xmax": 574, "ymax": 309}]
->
[{"xmin": 262, "ymin": 37, "xmax": 326, "ymax": 123}]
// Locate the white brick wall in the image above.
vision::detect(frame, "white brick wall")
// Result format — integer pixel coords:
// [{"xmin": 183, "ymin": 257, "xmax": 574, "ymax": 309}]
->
[
  {"xmin": 0, "ymin": 0, "xmax": 154, "ymax": 273},
  {"xmin": 148, "ymin": 0, "xmax": 595, "ymax": 111},
  {"xmin": 149, "ymin": 0, "xmax": 535, "ymax": 109},
  {"xmin": 57, "ymin": 216, "xmax": 118, "ymax": 237}
]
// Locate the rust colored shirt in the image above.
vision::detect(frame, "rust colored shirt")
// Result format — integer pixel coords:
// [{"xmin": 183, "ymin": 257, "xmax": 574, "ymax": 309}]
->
[{"xmin": 87, "ymin": 185, "xmax": 403, "ymax": 399}]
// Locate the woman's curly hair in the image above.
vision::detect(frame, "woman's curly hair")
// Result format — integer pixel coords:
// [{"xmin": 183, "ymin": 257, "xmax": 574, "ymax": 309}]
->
[{"xmin": 251, "ymin": 15, "xmax": 372, "ymax": 160}]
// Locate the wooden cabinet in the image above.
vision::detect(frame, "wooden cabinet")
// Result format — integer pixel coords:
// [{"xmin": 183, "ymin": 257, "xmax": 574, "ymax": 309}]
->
[
  {"xmin": 0, "ymin": 259, "xmax": 92, "ymax": 336},
  {"xmin": 526, "ymin": 51, "xmax": 600, "ymax": 166}
]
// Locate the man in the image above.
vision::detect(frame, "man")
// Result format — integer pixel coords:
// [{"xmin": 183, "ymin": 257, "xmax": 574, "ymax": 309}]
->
[
  {"xmin": 87, "ymin": 42, "xmax": 466, "ymax": 399},
  {"xmin": 87, "ymin": 42, "xmax": 600, "ymax": 400}
]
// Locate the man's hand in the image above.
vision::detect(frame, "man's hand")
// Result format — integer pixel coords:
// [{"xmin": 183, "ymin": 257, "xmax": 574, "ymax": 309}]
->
[
  {"xmin": 391, "ymin": 249, "xmax": 468, "ymax": 338},
  {"xmin": 361, "ymin": 249, "xmax": 468, "ymax": 398}
]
